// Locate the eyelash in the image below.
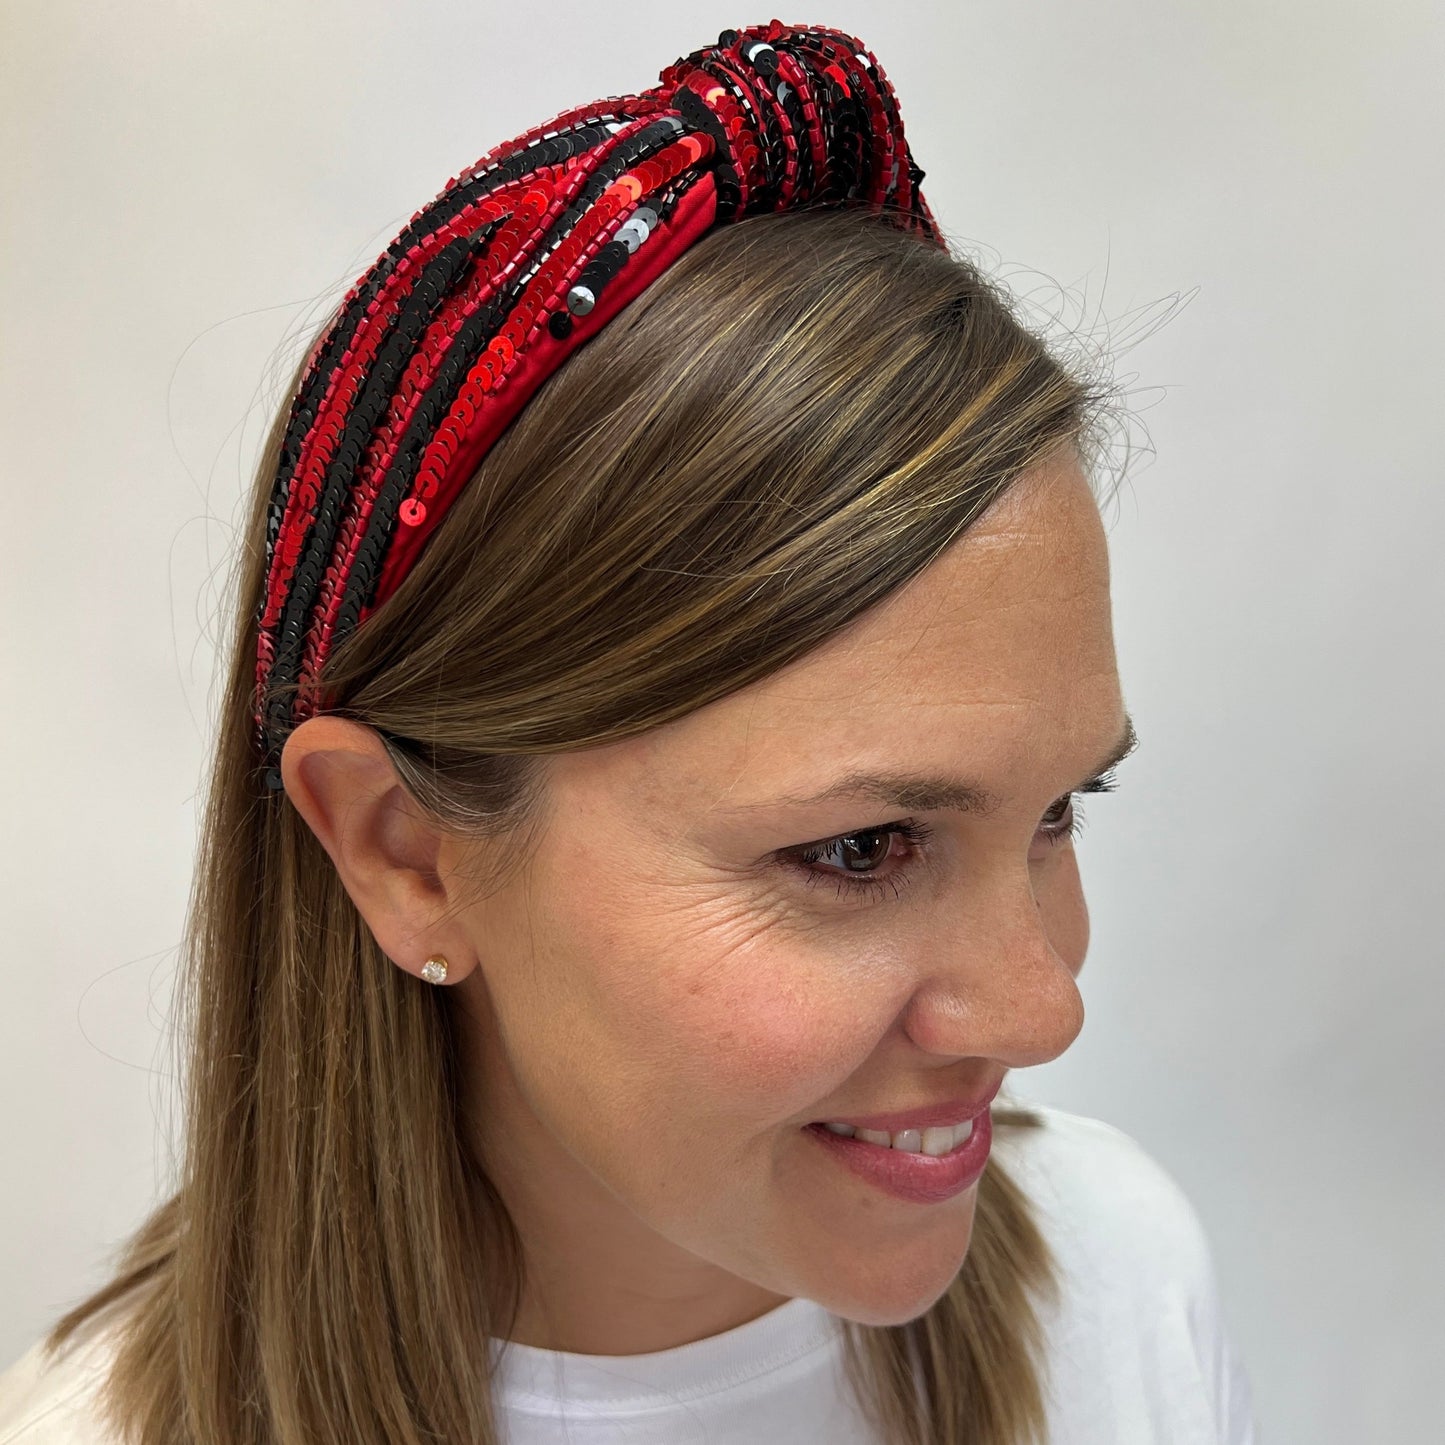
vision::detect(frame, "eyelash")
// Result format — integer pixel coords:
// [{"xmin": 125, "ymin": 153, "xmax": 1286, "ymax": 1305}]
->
[{"xmin": 786, "ymin": 769, "xmax": 1121, "ymax": 904}]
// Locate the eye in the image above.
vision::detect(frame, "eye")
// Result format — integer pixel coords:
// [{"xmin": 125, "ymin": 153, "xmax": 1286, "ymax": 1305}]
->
[
  {"xmin": 1038, "ymin": 793, "xmax": 1085, "ymax": 845},
  {"xmin": 782, "ymin": 768, "xmax": 1121, "ymax": 906},
  {"xmin": 787, "ymin": 819, "xmax": 936, "ymax": 904},
  {"xmin": 1036, "ymin": 764, "xmax": 1122, "ymax": 848}
]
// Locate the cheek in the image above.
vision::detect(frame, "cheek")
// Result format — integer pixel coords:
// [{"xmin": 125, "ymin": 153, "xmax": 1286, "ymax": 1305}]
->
[
  {"xmin": 616, "ymin": 917, "xmax": 857, "ymax": 1132},
  {"xmin": 646, "ymin": 907, "xmax": 951, "ymax": 1145},
  {"xmin": 557, "ymin": 871, "xmax": 869, "ymax": 1136}
]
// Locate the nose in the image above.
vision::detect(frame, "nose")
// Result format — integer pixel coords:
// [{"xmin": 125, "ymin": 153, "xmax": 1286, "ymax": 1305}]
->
[{"xmin": 898, "ymin": 878, "xmax": 1086, "ymax": 1067}]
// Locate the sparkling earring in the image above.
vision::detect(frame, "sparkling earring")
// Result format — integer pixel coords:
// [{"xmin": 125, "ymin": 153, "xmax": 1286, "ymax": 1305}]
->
[{"xmin": 420, "ymin": 955, "xmax": 449, "ymax": 985}]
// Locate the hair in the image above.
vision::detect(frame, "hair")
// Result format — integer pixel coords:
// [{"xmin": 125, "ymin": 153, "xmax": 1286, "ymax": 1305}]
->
[{"xmin": 44, "ymin": 203, "xmax": 1122, "ymax": 1445}]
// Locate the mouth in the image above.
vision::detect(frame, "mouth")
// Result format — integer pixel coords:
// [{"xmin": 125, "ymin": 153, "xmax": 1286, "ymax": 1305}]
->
[
  {"xmin": 808, "ymin": 1116, "xmax": 977, "ymax": 1155},
  {"xmin": 808, "ymin": 1078, "xmax": 1004, "ymax": 1138},
  {"xmin": 802, "ymin": 1109, "xmax": 994, "ymax": 1205}
]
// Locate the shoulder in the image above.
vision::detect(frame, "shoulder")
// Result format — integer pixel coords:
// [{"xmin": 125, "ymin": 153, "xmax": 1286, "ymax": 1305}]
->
[
  {"xmin": 0, "ymin": 1313, "xmax": 125, "ymax": 1445},
  {"xmin": 992, "ymin": 1101, "xmax": 1258, "ymax": 1444},
  {"xmin": 992, "ymin": 1100, "xmax": 1217, "ymax": 1285}
]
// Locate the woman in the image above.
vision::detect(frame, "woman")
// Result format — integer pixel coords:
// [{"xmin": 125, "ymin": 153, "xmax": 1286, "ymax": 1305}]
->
[{"xmin": 0, "ymin": 21, "xmax": 1255, "ymax": 1445}]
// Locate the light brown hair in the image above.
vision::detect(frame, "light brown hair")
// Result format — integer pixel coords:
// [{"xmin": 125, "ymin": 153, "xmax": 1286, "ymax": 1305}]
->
[{"xmin": 46, "ymin": 203, "xmax": 1122, "ymax": 1444}]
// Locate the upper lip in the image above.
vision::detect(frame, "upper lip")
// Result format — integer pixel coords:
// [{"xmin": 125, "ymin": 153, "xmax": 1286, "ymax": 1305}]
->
[{"xmin": 814, "ymin": 1077, "xmax": 1005, "ymax": 1133}]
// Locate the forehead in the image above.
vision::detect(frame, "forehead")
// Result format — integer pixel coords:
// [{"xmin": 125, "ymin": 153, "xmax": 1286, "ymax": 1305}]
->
[
  {"xmin": 554, "ymin": 455, "xmax": 1118, "ymax": 816},
  {"xmin": 773, "ymin": 455, "xmax": 1111, "ymax": 699}
]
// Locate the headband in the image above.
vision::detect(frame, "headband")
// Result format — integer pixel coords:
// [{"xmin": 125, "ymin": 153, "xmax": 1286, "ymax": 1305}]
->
[{"xmin": 254, "ymin": 19, "xmax": 943, "ymax": 789}]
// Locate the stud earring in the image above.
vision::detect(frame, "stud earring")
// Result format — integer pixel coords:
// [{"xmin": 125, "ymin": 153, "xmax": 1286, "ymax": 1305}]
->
[{"xmin": 420, "ymin": 956, "xmax": 449, "ymax": 985}]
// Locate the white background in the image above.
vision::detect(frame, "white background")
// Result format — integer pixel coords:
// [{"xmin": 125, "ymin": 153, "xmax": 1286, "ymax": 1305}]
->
[{"xmin": 3, "ymin": 3, "xmax": 1441, "ymax": 1440}]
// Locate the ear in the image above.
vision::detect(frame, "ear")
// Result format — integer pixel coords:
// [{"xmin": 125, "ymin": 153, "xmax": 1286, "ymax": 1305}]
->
[{"xmin": 279, "ymin": 715, "xmax": 475, "ymax": 984}]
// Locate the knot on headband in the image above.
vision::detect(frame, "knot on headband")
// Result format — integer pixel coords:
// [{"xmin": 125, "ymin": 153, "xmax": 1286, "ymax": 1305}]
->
[{"xmin": 254, "ymin": 19, "xmax": 942, "ymax": 789}]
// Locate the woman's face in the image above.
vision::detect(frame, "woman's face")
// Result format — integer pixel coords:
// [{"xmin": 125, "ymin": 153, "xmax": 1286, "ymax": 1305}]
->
[
  {"xmin": 288, "ymin": 448, "xmax": 1130, "ymax": 1354},
  {"xmin": 441, "ymin": 449, "xmax": 1129, "ymax": 1352}
]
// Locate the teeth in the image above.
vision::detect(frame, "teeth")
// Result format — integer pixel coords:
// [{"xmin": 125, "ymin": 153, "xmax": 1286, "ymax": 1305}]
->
[{"xmin": 821, "ymin": 1118, "xmax": 975, "ymax": 1155}]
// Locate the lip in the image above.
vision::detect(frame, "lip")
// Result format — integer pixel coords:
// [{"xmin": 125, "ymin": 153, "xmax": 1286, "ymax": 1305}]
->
[
  {"xmin": 812, "ymin": 1077, "xmax": 1004, "ymax": 1134},
  {"xmin": 803, "ymin": 1107, "xmax": 993, "ymax": 1204}
]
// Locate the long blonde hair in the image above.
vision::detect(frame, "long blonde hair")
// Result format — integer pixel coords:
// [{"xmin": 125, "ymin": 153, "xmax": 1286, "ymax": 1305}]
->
[{"xmin": 46, "ymin": 204, "xmax": 1120, "ymax": 1444}]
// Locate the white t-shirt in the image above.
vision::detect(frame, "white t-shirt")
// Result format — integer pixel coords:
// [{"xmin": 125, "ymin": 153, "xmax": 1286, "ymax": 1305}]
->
[{"xmin": 0, "ymin": 1104, "xmax": 1257, "ymax": 1444}]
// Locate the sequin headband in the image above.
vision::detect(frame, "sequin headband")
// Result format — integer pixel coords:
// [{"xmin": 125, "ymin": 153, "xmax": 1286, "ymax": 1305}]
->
[{"xmin": 254, "ymin": 19, "xmax": 944, "ymax": 790}]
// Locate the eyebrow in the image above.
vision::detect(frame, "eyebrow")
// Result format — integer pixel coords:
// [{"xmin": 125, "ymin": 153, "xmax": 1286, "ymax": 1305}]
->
[{"xmin": 726, "ymin": 714, "xmax": 1139, "ymax": 817}]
